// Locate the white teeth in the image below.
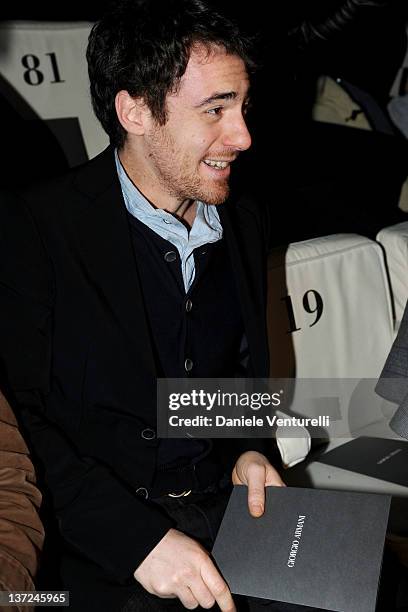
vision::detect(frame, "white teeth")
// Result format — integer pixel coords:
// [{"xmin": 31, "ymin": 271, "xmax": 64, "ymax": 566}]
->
[{"xmin": 203, "ymin": 160, "xmax": 229, "ymax": 169}]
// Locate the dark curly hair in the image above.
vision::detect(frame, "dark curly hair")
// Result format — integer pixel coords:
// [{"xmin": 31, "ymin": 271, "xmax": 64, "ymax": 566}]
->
[{"xmin": 87, "ymin": 0, "xmax": 256, "ymax": 148}]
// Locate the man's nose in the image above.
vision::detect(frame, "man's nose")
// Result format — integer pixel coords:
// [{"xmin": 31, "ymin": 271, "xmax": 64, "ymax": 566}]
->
[{"xmin": 223, "ymin": 113, "xmax": 252, "ymax": 151}]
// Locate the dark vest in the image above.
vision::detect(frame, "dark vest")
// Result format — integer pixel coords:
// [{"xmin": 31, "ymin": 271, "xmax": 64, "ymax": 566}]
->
[{"xmin": 127, "ymin": 213, "xmax": 245, "ymax": 482}]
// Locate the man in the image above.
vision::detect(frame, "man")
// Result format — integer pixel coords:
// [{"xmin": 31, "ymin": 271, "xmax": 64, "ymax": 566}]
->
[{"xmin": 0, "ymin": 1, "xmax": 286, "ymax": 610}]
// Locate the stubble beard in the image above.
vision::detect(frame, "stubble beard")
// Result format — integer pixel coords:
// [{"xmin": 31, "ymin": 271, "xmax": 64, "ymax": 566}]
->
[{"xmin": 148, "ymin": 127, "xmax": 230, "ymax": 206}]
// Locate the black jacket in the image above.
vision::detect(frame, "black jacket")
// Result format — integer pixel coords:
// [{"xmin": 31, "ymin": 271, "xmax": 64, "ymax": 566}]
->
[{"xmin": 0, "ymin": 146, "xmax": 271, "ymax": 589}]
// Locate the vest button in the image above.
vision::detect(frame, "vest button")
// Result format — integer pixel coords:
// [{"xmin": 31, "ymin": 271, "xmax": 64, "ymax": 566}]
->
[
  {"xmin": 164, "ymin": 250, "xmax": 177, "ymax": 262},
  {"xmin": 184, "ymin": 358, "xmax": 193, "ymax": 372},
  {"xmin": 135, "ymin": 487, "xmax": 149, "ymax": 499},
  {"xmin": 141, "ymin": 428, "xmax": 156, "ymax": 440},
  {"xmin": 185, "ymin": 299, "xmax": 193, "ymax": 312}
]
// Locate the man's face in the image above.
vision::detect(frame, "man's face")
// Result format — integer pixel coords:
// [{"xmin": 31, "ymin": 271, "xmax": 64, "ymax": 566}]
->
[{"xmin": 143, "ymin": 44, "xmax": 251, "ymax": 207}]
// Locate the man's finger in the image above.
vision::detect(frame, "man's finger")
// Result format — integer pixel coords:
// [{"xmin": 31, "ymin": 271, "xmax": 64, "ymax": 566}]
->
[
  {"xmin": 188, "ymin": 579, "xmax": 216, "ymax": 609},
  {"xmin": 177, "ymin": 586, "xmax": 199, "ymax": 609},
  {"xmin": 246, "ymin": 462, "xmax": 266, "ymax": 517},
  {"xmin": 201, "ymin": 559, "xmax": 236, "ymax": 612},
  {"xmin": 265, "ymin": 471, "xmax": 286, "ymax": 487}
]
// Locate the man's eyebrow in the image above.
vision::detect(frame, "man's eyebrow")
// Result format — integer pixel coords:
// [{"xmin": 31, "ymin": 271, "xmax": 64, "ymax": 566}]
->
[{"xmin": 194, "ymin": 91, "xmax": 237, "ymax": 108}]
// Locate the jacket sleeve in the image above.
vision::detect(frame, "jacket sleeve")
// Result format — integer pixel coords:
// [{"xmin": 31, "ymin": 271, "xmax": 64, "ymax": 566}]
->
[
  {"xmin": 0, "ymin": 191, "xmax": 174, "ymax": 583},
  {"xmin": 0, "ymin": 391, "xmax": 44, "ymax": 602}
]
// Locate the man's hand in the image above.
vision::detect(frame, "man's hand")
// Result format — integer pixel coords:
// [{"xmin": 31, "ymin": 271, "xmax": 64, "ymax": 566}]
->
[
  {"xmin": 134, "ymin": 528, "xmax": 236, "ymax": 611},
  {"xmin": 232, "ymin": 450, "xmax": 285, "ymax": 517}
]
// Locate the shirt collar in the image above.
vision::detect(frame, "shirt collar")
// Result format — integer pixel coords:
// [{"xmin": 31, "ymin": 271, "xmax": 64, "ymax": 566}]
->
[{"xmin": 114, "ymin": 148, "xmax": 222, "ymax": 240}]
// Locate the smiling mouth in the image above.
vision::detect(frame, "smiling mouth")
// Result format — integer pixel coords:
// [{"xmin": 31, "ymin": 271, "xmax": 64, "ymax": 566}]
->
[
  {"xmin": 202, "ymin": 159, "xmax": 233, "ymax": 170},
  {"xmin": 203, "ymin": 159, "xmax": 231, "ymax": 170}
]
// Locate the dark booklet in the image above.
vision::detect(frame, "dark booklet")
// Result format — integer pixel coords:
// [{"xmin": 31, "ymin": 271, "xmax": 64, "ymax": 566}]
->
[
  {"xmin": 212, "ymin": 485, "xmax": 390, "ymax": 612},
  {"xmin": 316, "ymin": 437, "xmax": 408, "ymax": 487}
]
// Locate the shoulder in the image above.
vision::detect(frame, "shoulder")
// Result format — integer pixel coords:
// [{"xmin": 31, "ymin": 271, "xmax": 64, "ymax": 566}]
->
[
  {"xmin": 18, "ymin": 145, "xmax": 117, "ymax": 212},
  {"xmin": 227, "ymin": 190, "xmax": 268, "ymax": 229},
  {"xmin": 228, "ymin": 189, "xmax": 272, "ymax": 251}
]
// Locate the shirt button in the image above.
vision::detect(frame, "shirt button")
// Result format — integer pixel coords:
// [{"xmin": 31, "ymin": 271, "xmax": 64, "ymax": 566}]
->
[
  {"xmin": 164, "ymin": 250, "xmax": 177, "ymax": 262},
  {"xmin": 141, "ymin": 428, "xmax": 156, "ymax": 440},
  {"xmin": 184, "ymin": 358, "xmax": 193, "ymax": 372},
  {"xmin": 185, "ymin": 299, "xmax": 193, "ymax": 313},
  {"xmin": 135, "ymin": 487, "xmax": 149, "ymax": 499},
  {"xmin": 163, "ymin": 219, "xmax": 172, "ymax": 224}
]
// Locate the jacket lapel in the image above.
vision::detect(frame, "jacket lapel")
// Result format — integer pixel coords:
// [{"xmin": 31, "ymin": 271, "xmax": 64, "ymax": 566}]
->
[{"xmin": 72, "ymin": 147, "xmax": 157, "ymax": 376}]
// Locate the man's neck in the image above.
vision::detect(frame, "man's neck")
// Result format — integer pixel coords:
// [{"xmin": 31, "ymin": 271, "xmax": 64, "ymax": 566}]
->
[{"xmin": 117, "ymin": 147, "xmax": 197, "ymax": 227}]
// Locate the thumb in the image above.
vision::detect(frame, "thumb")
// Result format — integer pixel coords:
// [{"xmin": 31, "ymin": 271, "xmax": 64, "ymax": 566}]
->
[{"xmin": 246, "ymin": 463, "xmax": 266, "ymax": 517}]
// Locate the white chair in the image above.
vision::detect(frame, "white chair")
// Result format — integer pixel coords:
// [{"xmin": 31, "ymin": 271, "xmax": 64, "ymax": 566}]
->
[
  {"xmin": 0, "ymin": 21, "xmax": 108, "ymax": 164},
  {"xmin": 268, "ymin": 233, "xmax": 394, "ymax": 379},
  {"xmin": 267, "ymin": 234, "xmax": 399, "ymax": 474}
]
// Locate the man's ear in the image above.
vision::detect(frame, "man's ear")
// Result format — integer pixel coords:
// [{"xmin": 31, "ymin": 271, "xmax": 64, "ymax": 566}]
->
[{"xmin": 115, "ymin": 91, "xmax": 150, "ymax": 136}]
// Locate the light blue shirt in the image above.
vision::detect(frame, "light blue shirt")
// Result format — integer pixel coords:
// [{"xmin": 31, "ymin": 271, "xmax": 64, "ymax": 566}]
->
[{"xmin": 115, "ymin": 150, "xmax": 223, "ymax": 292}]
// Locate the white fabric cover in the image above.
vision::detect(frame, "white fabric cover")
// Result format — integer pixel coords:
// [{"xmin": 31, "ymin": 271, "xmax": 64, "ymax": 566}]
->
[
  {"xmin": 377, "ymin": 221, "xmax": 408, "ymax": 328},
  {"xmin": 0, "ymin": 21, "xmax": 108, "ymax": 160},
  {"xmin": 268, "ymin": 234, "xmax": 395, "ymax": 464},
  {"xmin": 268, "ymin": 234, "xmax": 394, "ymax": 379}
]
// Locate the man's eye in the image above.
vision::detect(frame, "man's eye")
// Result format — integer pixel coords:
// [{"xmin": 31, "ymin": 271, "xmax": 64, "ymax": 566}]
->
[{"xmin": 207, "ymin": 107, "xmax": 223, "ymax": 116}]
